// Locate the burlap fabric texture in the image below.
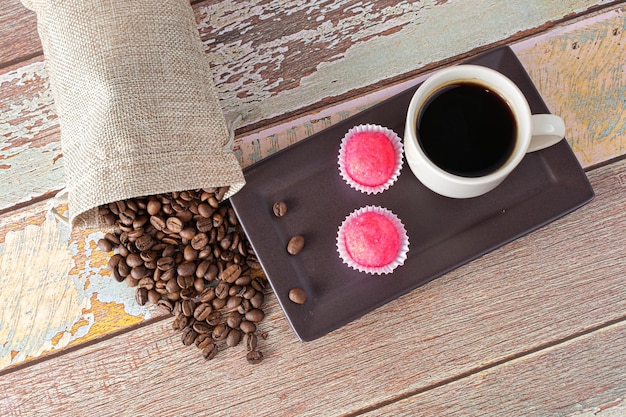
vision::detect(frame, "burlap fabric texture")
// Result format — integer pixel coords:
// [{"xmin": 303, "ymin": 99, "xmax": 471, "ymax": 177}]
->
[{"xmin": 23, "ymin": 0, "xmax": 246, "ymax": 229}]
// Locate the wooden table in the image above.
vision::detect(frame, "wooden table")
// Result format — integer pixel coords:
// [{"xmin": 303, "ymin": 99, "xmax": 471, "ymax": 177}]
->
[{"xmin": 1, "ymin": 1, "xmax": 625, "ymax": 415}]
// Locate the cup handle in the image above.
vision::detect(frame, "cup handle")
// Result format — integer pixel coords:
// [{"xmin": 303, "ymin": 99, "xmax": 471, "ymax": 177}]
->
[{"xmin": 527, "ymin": 114, "xmax": 566, "ymax": 153}]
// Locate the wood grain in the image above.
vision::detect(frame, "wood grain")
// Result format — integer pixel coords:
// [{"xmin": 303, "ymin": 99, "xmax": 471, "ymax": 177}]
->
[
  {"xmin": 0, "ymin": 0, "xmax": 40, "ymax": 68},
  {"xmin": 0, "ymin": 158, "xmax": 624, "ymax": 416},
  {"xmin": 195, "ymin": 0, "xmax": 617, "ymax": 126},
  {"xmin": 0, "ymin": 202, "xmax": 156, "ymax": 370},
  {"xmin": 515, "ymin": 7, "xmax": 626, "ymax": 167},
  {"xmin": 361, "ymin": 321, "xmax": 626, "ymax": 417},
  {"xmin": 1, "ymin": 7, "xmax": 626, "ymax": 371}
]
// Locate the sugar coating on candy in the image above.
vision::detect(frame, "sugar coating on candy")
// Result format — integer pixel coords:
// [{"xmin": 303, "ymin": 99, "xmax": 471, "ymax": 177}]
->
[
  {"xmin": 344, "ymin": 131, "xmax": 396, "ymax": 187},
  {"xmin": 343, "ymin": 211, "xmax": 400, "ymax": 268}
]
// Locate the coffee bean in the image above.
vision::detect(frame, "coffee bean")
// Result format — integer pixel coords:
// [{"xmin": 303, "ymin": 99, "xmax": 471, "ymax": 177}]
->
[
  {"xmin": 146, "ymin": 199, "xmax": 162, "ymax": 216},
  {"xmin": 135, "ymin": 287, "xmax": 148, "ymax": 306},
  {"xmin": 179, "ymin": 287, "xmax": 196, "ymax": 300},
  {"xmin": 193, "ymin": 278, "xmax": 205, "ymax": 293},
  {"xmin": 226, "ymin": 296, "xmax": 243, "ymax": 310},
  {"xmin": 244, "ymin": 333, "xmax": 257, "ymax": 351},
  {"xmin": 177, "ymin": 261, "xmax": 196, "ymax": 277},
  {"xmin": 172, "ymin": 314, "xmax": 189, "ymax": 331},
  {"xmin": 202, "ymin": 343, "xmax": 219, "ymax": 361},
  {"xmin": 147, "ymin": 289, "xmax": 161, "ymax": 305},
  {"xmin": 206, "ymin": 311, "xmax": 222, "ymax": 327},
  {"xmin": 195, "ymin": 333, "xmax": 213, "ymax": 349},
  {"xmin": 165, "ymin": 216, "xmax": 183, "ymax": 233},
  {"xmin": 181, "ymin": 299, "xmax": 196, "ymax": 317},
  {"xmin": 212, "ymin": 297, "xmax": 227, "ymax": 310},
  {"xmin": 287, "ymin": 235, "xmax": 305, "ymax": 255},
  {"xmin": 156, "ymin": 298, "xmax": 173, "ymax": 314},
  {"xmin": 225, "ymin": 311, "xmax": 243, "ymax": 329},
  {"xmin": 246, "ymin": 350, "xmax": 263, "ymax": 364},
  {"xmin": 199, "ymin": 287, "xmax": 216, "ymax": 303},
  {"xmin": 212, "ymin": 324, "xmax": 229, "ymax": 341},
  {"xmin": 289, "ymin": 288, "xmax": 307, "ymax": 304},
  {"xmin": 250, "ymin": 292, "xmax": 264, "ymax": 309},
  {"xmin": 138, "ymin": 276, "xmax": 154, "ymax": 290},
  {"xmin": 181, "ymin": 327, "xmax": 198, "ymax": 346},
  {"xmin": 117, "ymin": 258, "xmax": 131, "ymax": 276},
  {"xmin": 99, "ymin": 189, "xmax": 267, "ymax": 363},
  {"xmin": 130, "ymin": 265, "xmax": 149, "ymax": 280},
  {"xmin": 245, "ymin": 309, "xmax": 265, "ymax": 323},
  {"xmin": 182, "ymin": 245, "xmax": 197, "ymax": 262},
  {"xmin": 150, "ymin": 215, "xmax": 166, "ymax": 231},
  {"xmin": 135, "ymin": 234, "xmax": 155, "ymax": 252},
  {"xmin": 226, "ymin": 329, "xmax": 242, "ymax": 347},
  {"xmin": 177, "ymin": 275, "xmax": 194, "ymax": 290},
  {"xmin": 192, "ymin": 321, "xmax": 212, "ymax": 335},
  {"xmin": 157, "ymin": 256, "xmax": 174, "ymax": 271},
  {"xmin": 215, "ymin": 281, "xmax": 230, "ymax": 300},
  {"xmin": 220, "ymin": 264, "xmax": 242, "ymax": 283},
  {"xmin": 239, "ymin": 320, "xmax": 256, "ymax": 334},
  {"xmin": 97, "ymin": 238, "xmax": 113, "ymax": 252},
  {"xmin": 272, "ymin": 201, "xmax": 287, "ymax": 217},
  {"xmin": 126, "ymin": 253, "xmax": 143, "ymax": 268},
  {"xmin": 198, "ymin": 203, "xmax": 214, "ymax": 218},
  {"xmin": 242, "ymin": 286, "xmax": 256, "ymax": 300},
  {"xmin": 193, "ymin": 303, "xmax": 212, "ymax": 321},
  {"xmin": 190, "ymin": 232, "xmax": 209, "ymax": 250},
  {"xmin": 166, "ymin": 279, "xmax": 181, "ymax": 294},
  {"xmin": 179, "ymin": 227, "xmax": 196, "ymax": 241}
]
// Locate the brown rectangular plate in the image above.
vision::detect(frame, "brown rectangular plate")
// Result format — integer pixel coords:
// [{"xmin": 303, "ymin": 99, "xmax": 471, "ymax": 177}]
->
[{"xmin": 230, "ymin": 46, "xmax": 594, "ymax": 341}]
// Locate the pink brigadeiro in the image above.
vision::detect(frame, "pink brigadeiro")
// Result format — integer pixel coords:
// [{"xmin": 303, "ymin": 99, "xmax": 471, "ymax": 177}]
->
[
  {"xmin": 337, "ymin": 206, "xmax": 409, "ymax": 275},
  {"xmin": 338, "ymin": 124, "xmax": 403, "ymax": 194}
]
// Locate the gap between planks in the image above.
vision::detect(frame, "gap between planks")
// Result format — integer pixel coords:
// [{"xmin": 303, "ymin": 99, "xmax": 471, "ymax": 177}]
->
[{"xmin": 346, "ymin": 314, "xmax": 626, "ymax": 417}]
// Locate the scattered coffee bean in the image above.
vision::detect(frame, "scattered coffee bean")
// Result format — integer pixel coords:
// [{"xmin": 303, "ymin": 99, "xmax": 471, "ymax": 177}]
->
[
  {"xmin": 244, "ymin": 333, "xmax": 257, "ymax": 352},
  {"xmin": 202, "ymin": 343, "xmax": 219, "ymax": 361},
  {"xmin": 226, "ymin": 329, "xmax": 242, "ymax": 348},
  {"xmin": 245, "ymin": 309, "xmax": 265, "ymax": 323},
  {"xmin": 288, "ymin": 287, "xmax": 307, "ymax": 304},
  {"xmin": 272, "ymin": 201, "xmax": 287, "ymax": 217},
  {"xmin": 239, "ymin": 320, "xmax": 256, "ymax": 334},
  {"xmin": 97, "ymin": 189, "xmax": 267, "ymax": 364},
  {"xmin": 172, "ymin": 314, "xmax": 189, "ymax": 331},
  {"xmin": 287, "ymin": 234, "xmax": 305, "ymax": 255},
  {"xmin": 135, "ymin": 287, "xmax": 148, "ymax": 306},
  {"xmin": 97, "ymin": 238, "xmax": 113, "ymax": 252},
  {"xmin": 181, "ymin": 327, "xmax": 198, "ymax": 346},
  {"xmin": 246, "ymin": 350, "xmax": 264, "ymax": 364}
]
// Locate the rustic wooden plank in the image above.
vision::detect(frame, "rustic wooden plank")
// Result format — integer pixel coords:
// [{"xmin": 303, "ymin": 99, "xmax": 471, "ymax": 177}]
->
[
  {"xmin": 2, "ymin": 5, "xmax": 624, "ymax": 213},
  {"xmin": 0, "ymin": 57, "xmax": 62, "ymax": 213},
  {"xmin": 195, "ymin": 0, "xmax": 617, "ymax": 126},
  {"xmin": 360, "ymin": 321, "xmax": 626, "ymax": 417},
  {"xmin": 0, "ymin": 157, "xmax": 624, "ymax": 416},
  {"xmin": 0, "ymin": 0, "xmax": 40, "ymax": 68},
  {"xmin": 514, "ymin": 8, "xmax": 626, "ymax": 168},
  {"xmin": 0, "ymin": 202, "xmax": 157, "ymax": 371},
  {"xmin": 1, "ymin": 7, "xmax": 626, "ymax": 371}
]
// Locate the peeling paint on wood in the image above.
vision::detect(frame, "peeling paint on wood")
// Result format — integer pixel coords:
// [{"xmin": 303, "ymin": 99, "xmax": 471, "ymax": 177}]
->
[
  {"xmin": 514, "ymin": 7, "xmax": 626, "ymax": 166},
  {"xmin": 195, "ymin": 0, "xmax": 616, "ymax": 124},
  {"xmin": 0, "ymin": 203, "xmax": 154, "ymax": 371}
]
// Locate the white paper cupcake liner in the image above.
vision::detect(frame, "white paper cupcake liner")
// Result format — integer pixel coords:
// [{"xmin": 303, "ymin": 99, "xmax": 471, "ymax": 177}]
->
[
  {"xmin": 336, "ymin": 205, "xmax": 409, "ymax": 275},
  {"xmin": 337, "ymin": 124, "xmax": 404, "ymax": 195}
]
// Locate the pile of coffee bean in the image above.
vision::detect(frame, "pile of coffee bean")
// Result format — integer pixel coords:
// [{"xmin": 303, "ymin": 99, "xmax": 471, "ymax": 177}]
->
[{"xmin": 96, "ymin": 187, "xmax": 267, "ymax": 364}]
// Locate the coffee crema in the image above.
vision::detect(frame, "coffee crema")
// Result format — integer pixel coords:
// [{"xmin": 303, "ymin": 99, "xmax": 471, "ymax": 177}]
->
[{"xmin": 416, "ymin": 81, "xmax": 517, "ymax": 178}]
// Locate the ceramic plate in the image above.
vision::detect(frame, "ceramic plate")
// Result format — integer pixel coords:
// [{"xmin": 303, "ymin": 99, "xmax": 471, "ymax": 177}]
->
[{"xmin": 230, "ymin": 46, "xmax": 594, "ymax": 341}]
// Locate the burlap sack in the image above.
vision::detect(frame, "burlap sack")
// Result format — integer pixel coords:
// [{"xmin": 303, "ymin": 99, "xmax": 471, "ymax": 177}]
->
[{"xmin": 23, "ymin": 0, "xmax": 246, "ymax": 229}]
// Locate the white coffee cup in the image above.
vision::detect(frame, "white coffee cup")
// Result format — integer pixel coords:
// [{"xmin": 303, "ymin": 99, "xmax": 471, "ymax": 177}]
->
[{"xmin": 404, "ymin": 65, "xmax": 565, "ymax": 198}]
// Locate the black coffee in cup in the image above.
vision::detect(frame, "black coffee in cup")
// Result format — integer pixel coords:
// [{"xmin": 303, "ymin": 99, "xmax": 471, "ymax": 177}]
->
[{"xmin": 416, "ymin": 81, "xmax": 517, "ymax": 177}]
